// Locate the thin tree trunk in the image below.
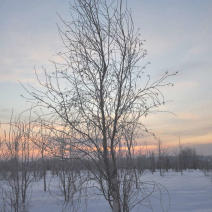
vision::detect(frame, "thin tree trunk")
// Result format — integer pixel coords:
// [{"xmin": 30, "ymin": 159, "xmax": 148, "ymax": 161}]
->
[
  {"xmin": 112, "ymin": 176, "xmax": 121, "ymax": 212},
  {"xmin": 43, "ymin": 169, "xmax": 47, "ymax": 192}
]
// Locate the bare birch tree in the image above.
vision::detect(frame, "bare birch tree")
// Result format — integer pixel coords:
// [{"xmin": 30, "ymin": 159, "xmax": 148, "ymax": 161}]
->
[
  {"xmin": 1, "ymin": 114, "xmax": 33, "ymax": 212},
  {"xmin": 25, "ymin": 0, "xmax": 176, "ymax": 211},
  {"xmin": 30, "ymin": 121, "xmax": 49, "ymax": 192}
]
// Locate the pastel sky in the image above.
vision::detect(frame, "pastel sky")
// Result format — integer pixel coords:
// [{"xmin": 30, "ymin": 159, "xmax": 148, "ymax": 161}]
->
[{"xmin": 0, "ymin": 0, "xmax": 211, "ymax": 154}]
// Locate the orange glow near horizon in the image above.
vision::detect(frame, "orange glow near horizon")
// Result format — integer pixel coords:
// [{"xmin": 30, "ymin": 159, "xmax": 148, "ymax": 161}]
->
[{"xmin": 1, "ymin": 120, "xmax": 212, "ymax": 158}]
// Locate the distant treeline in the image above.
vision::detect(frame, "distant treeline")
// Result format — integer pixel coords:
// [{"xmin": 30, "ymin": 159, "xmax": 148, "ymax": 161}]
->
[{"xmin": 0, "ymin": 147, "xmax": 211, "ymax": 176}]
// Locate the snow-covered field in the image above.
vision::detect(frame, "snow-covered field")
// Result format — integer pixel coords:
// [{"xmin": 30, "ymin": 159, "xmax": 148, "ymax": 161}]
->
[{"xmin": 1, "ymin": 170, "xmax": 212, "ymax": 212}]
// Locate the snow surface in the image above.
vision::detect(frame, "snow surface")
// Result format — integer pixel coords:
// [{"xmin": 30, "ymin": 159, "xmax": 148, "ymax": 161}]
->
[{"xmin": 1, "ymin": 170, "xmax": 212, "ymax": 212}]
